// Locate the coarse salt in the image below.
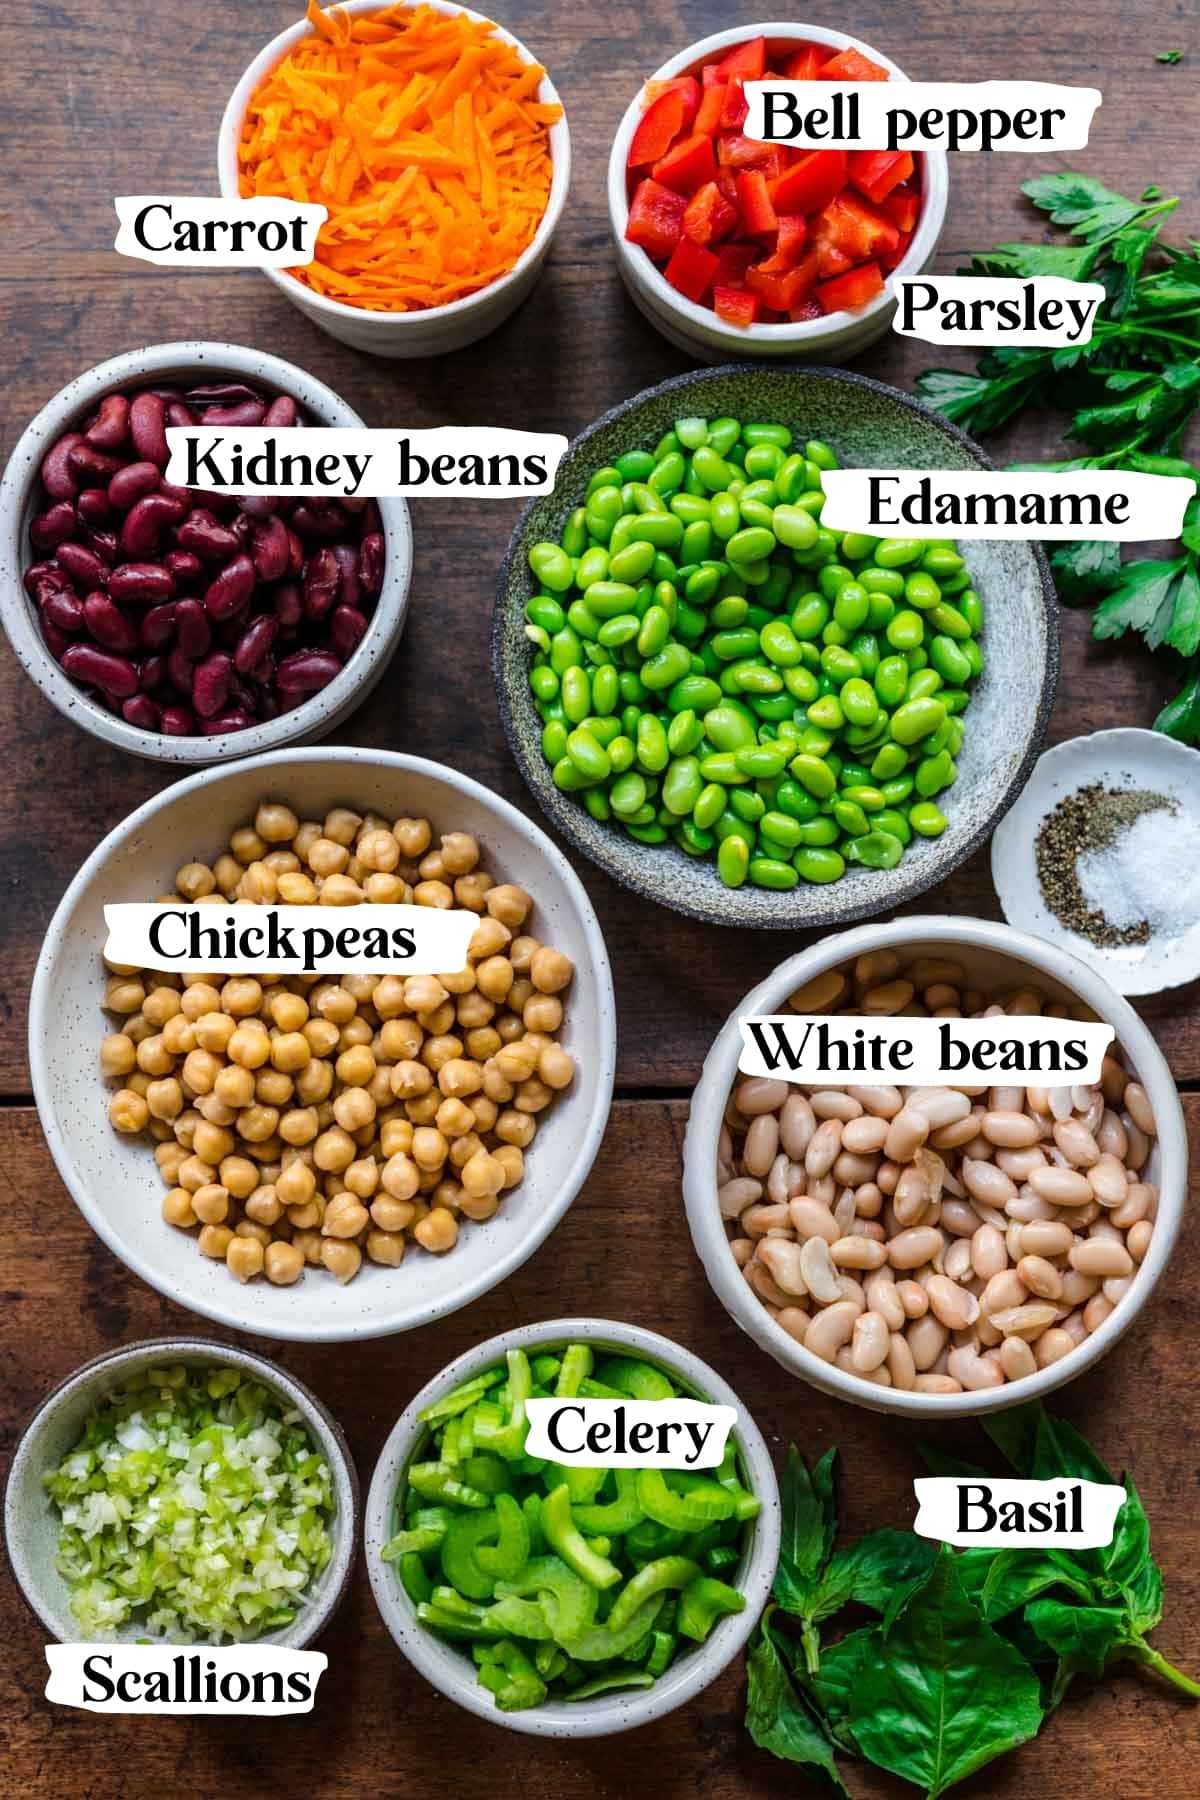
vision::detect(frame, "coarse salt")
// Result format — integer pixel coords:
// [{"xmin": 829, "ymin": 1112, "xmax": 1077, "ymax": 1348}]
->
[{"xmin": 1076, "ymin": 807, "xmax": 1200, "ymax": 940}]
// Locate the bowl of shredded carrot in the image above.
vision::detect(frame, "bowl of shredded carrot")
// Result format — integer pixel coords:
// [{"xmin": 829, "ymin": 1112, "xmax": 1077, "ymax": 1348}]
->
[{"xmin": 219, "ymin": 0, "xmax": 570, "ymax": 357}]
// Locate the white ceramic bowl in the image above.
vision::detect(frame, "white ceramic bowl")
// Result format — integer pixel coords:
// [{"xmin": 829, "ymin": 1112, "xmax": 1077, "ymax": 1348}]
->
[
  {"xmin": 0, "ymin": 342, "xmax": 413, "ymax": 765},
  {"xmin": 29, "ymin": 748, "xmax": 616, "ymax": 1341},
  {"xmin": 365, "ymin": 1318, "xmax": 780, "ymax": 1736},
  {"xmin": 991, "ymin": 728, "xmax": 1200, "ymax": 996},
  {"xmin": 682, "ymin": 916, "xmax": 1186, "ymax": 1418},
  {"xmin": 609, "ymin": 24, "xmax": 948, "ymax": 364},
  {"xmin": 218, "ymin": 0, "xmax": 571, "ymax": 357},
  {"xmin": 5, "ymin": 1337, "xmax": 358, "ymax": 1647}
]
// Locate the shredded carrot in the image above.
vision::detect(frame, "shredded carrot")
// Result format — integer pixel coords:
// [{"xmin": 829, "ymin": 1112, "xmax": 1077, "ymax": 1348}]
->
[{"xmin": 238, "ymin": 0, "xmax": 561, "ymax": 313}]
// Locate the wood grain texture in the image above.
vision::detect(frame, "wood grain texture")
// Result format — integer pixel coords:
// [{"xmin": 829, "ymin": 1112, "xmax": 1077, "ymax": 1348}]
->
[
  {"xmin": 1, "ymin": 1, "xmax": 1199, "ymax": 1093},
  {"xmin": 1, "ymin": 1098, "xmax": 1198, "ymax": 1799}
]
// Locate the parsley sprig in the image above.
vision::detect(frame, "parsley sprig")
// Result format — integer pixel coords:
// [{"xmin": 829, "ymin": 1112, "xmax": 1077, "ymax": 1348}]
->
[{"xmin": 916, "ymin": 173, "xmax": 1200, "ymax": 737}]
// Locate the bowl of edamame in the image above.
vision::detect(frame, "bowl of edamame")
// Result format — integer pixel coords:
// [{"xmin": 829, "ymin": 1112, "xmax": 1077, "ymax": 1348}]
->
[{"xmin": 492, "ymin": 365, "xmax": 1058, "ymax": 927}]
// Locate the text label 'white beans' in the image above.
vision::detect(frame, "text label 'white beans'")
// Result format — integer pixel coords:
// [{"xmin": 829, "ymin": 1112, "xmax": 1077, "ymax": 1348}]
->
[
  {"xmin": 737, "ymin": 1016, "xmax": 1114, "ymax": 1085},
  {"xmin": 103, "ymin": 903, "xmax": 477, "ymax": 976},
  {"xmin": 913, "ymin": 1478, "xmax": 1126, "ymax": 1549},
  {"xmin": 113, "ymin": 196, "xmax": 327, "ymax": 267},
  {"xmin": 163, "ymin": 426, "xmax": 567, "ymax": 498},
  {"xmin": 740, "ymin": 81, "xmax": 1100, "ymax": 153},
  {"xmin": 523, "ymin": 1399, "xmax": 737, "ymax": 1468},
  {"xmin": 45, "ymin": 1645, "xmax": 326, "ymax": 1715},
  {"xmin": 892, "ymin": 276, "xmax": 1106, "ymax": 346},
  {"xmin": 819, "ymin": 469, "xmax": 1193, "ymax": 541}
]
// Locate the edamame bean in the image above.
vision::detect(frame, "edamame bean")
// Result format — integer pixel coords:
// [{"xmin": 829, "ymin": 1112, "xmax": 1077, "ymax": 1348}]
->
[
  {"xmin": 910, "ymin": 801, "xmax": 948, "ymax": 837},
  {"xmin": 795, "ymin": 847, "xmax": 846, "ymax": 883}
]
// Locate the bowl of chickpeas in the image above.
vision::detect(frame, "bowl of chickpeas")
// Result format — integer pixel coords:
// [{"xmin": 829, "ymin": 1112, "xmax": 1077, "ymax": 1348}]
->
[{"xmin": 29, "ymin": 748, "xmax": 616, "ymax": 1340}]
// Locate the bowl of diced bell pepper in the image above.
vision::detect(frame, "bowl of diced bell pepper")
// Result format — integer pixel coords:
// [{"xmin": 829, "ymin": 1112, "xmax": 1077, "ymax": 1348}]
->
[{"xmin": 608, "ymin": 25, "xmax": 948, "ymax": 363}]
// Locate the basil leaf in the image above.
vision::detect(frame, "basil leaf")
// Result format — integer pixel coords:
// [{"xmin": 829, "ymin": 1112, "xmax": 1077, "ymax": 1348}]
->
[
  {"xmin": 773, "ymin": 1446, "xmax": 838, "ymax": 1617},
  {"xmin": 816, "ymin": 1529, "xmax": 939, "ymax": 1621},
  {"xmin": 979, "ymin": 1548, "xmax": 1095, "ymax": 1621},
  {"xmin": 1026, "ymin": 1598, "xmax": 1130, "ymax": 1678},
  {"xmin": 809, "ymin": 1625, "xmax": 877, "ymax": 1748},
  {"xmin": 849, "ymin": 1550, "xmax": 1044, "ymax": 1798},
  {"xmin": 745, "ymin": 1611, "xmax": 849, "ymax": 1793},
  {"xmin": 1155, "ymin": 674, "xmax": 1200, "ymax": 742}
]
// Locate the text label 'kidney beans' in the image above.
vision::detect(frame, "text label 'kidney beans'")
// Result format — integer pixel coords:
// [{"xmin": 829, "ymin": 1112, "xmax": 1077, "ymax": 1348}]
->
[{"xmin": 23, "ymin": 376, "xmax": 384, "ymax": 738}]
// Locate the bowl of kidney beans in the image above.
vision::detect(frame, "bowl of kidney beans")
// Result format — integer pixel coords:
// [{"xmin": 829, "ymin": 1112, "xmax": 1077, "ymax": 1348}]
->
[{"xmin": 0, "ymin": 342, "xmax": 412, "ymax": 763}]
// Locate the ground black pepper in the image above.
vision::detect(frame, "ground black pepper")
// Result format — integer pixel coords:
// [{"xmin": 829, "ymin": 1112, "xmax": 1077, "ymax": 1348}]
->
[{"xmin": 1034, "ymin": 783, "xmax": 1174, "ymax": 947}]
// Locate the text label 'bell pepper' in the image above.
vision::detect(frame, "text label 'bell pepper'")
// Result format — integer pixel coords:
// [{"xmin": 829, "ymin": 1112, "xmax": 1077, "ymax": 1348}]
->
[{"xmin": 625, "ymin": 36, "xmax": 923, "ymax": 324}]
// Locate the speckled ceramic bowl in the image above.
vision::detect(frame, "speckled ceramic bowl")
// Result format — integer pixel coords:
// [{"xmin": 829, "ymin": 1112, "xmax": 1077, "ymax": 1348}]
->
[
  {"xmin": 365, "ymin": 1318, "xmax": 780, "ymax": 1736},
  {"xmin": 493, "ymin": 364, "xmax": 1058, "ymax": 927},
  {"xmin": 0, "ymin": 342, "xmax": 412, "ymax": 764},
  {"xmin": 5, "ymin": 1338, "xmax": 358, "ymax": 1646},
  {"xmin": 29, "ymin": 749, "xmax": 616, "ymax": 1341}
]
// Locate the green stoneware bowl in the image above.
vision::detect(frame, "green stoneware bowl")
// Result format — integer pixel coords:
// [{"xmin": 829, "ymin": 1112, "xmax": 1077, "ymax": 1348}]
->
[{"xmin": 492, "ymin": 364, "xmax": 1058, "ymax": 928}]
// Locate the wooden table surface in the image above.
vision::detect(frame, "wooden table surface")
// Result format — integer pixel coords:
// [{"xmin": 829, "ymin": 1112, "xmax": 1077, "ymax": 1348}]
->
[{"xmin": 1, "ymin": 3, "xmax": 1197, "ymax": 1795}]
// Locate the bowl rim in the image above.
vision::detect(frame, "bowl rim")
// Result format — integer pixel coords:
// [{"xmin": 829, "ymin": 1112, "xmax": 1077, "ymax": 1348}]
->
[
  {"xmin": 216, "ymin": 0, "xmax": 572, "ymax": 329},
  {"xmin": 4, "ymin": 1334, "xmax": 360, "ymax": 1648},
  {"xmin": 607, "ymin": 22, "xmax": 949, "ymax": 347},
  {"xmin": 681, "ymin": 914, "xmax": 1187, "ymax": 1418},
  {"xmin": 363, "ymin": 1316, "xmax": 781, "ymax": 1737},
  {"xmin": 492, "ymin": 360, "xmax": 1060, "ymax": 927},
  {"xmin": 28, "ymin": 746, "xmax": 617, "ymax": 1342},
  {"xmin": 0, "ymin": 340, "xmax": 413, "ymax": 765}
]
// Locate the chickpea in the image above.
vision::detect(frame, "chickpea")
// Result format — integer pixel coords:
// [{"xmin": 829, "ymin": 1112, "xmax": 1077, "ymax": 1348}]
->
[
  {"xmin": 239, "ymin": 861, "xmax": 278, "ymax": 904},
  {"xmin": 538, "ymin": 1044, "xmax": 575, "ymax": 1091},
  {"xmin": 270, "ymin": 990, "xmax": 309, "ymax": 1032},
  {"xmin": 414, "ymin": 880, "xmax": 454, "ymax": 909},
  {"xmin": 336, "ymin": 1043, "xmax": 376, "ymax": 1087},
  {"xmin": 214, "ymin": 1064, "xmax": 256, "ymax": 1110},
  {"xmin": 439, "ymin": 832, "xmax": 479, "ymax": 875},
  {"xmin": 324, "ymin": 807, "xmax": 362, "ymax": 847},
  {"xmin": 462, "ymin": 1149, "xmax": 506, "ymax": 1198},
  {"xmin": 245, "ymin": 1185, "xmax": 283, "ymax": 1227},
  {"xmin": 380, "ymin": 1118, "xmax": 414, "ymax": 1159},
  {"xmin": 263, "ymin": 850, "xmax": 300, "ymax": 874},
  {"xmin": 390, "ymin": 1059, "xmax": 432, "ymax": 1100},
  {"xmin": 222, "ymin": 977, "xmax": 264, "ymax": 1018},
  {"xmin": 192, "ymin": 1120, "xmax": 234, "ymax": 1165},
  {"xmin": 279, "ymin": 1105, "xmax": 320, "ymax": 1147},
  {"xmin": 278, "ymin": 871, "xmax": 318, "ymax": 905},
  {"xmin": 320, "ymin": 875, "xmax": 362, "ymax": 906},
  {"xmin": 371, "ymin": 1194, "xmax": 415, "ymax": 1232},
  {"xmin": 145, "ymin": 1077, "xmax": 184, "ymax": 1122},
  {"xmin": 143, "ymin": 987, "xmax": 182, "ymax": 1027},
  {"xmin": 487, "ymin": 885, "xmax": 532, "ymax": 930},
  {"xmin": 238, "ymin": 1104, "xmax": 280, "ymax": 1144},
  {"xmin": 313, "ymin": 1126, "xmax": 356, "ymax": 1172},
  {"xmin": 226, "ymin": 1235, "xmax": 265, "ymax": 1282},
  {"xmin": 228, "ymin": 1023, "xmax": 271, "ymax": 1069},
  {"xmin": 256, "ymin": 1068, "xmax": 294, "ymax": 1107},
  {"xmin": 320, "ymin": 1239, "xmax": 362, "ymax": 1284},
  {"xmin": 162, "ymin": 1187, "xmax": 196, "ymax": 1228},
  {"xmin": 161, "ymin": 1015, "xmax": 196, "ymax": 1056},
  {"xmin": 459, "ymin": 1189, "xmax": 499, "ymax": 1223},
  {"xmin": 292, "ymin": 1228, "xmax": 324, "ymax": 1266},
  {"xmin": 345, "ymin": 1157, "xmax": 380, "ymax": 1198},
  {"xmin": 156, "ymin": 1142, "xmax": 187, "ymax": 1184},
  {"xmin": 530, "ymin": 946, "xmax": 573, "ymax": 995},
  {"xmin": 436, "ymin": 1097, "xmax": 477, "ymax": 1139},
  {"xmin": 495, "ymin": 1108, "xmax": 536, "ymax": 1149},
  {"xmin": 180, "ymin": 982, "xmax": 222, "ymax": 1021},
  {"xmin": 104, "ymin": 976, "xmax": 146, "ymax": 1015},
  {"xmin": 109, "ymin": 1089, "xmax": 149, "ymax": 1133},
  {"xmin": 295, "ymin": 1061, "xmax": 335, "ymax": 1107},
  {"xmin": 323, "ymin": 1193, "xmax": 370, "ymax": 1239},
  {"xmin": 381, "ymin": 1151, "xmax": 421, "ymax": 1200},
  {"xmin": 308, "ymin": 836, "xmax": 349, "ymax": 877},
  {"xmin": 192, "ymin": 1183, "xmax": 230, "ymax": 1225},
  {"xmin": 213, "ymin": 853, "xmax": 242, "ymax": 895},
  {"xmin": 438, "ymin": 1058, "xmax": 483, "ymax": 1100},
  {"xmin": 265, "ymin": 1240, "xmax": 305, "ymax": 1285},
  {"xmin": 334, "ymin": 1086, "xmax": 376, "ymax": 1132},
  {"xmin": 494, "ymin": 1145, "xmax": 525, "ymax": 1189},
  {"xmin": 514, "ymin": 1077, "xmax": 553, "ymax": 1115},
  {"xmin": 256, "ymin": 802, "xmax": 299, "ymax": 843},
  {"xmin": 412, "ymin": 1127, "xmax": 449, "ymax": 1171},
  {"xmin": 476, "ymin": 956, "xmax": 515, "ymax": 1003},
  {"xmin": 231, "ymin": 826, "xmax": 267, "ymax": 866},
  {"xmin": 198, "ymin": 1223, "xmax": 234, "ymax": 1259},
  {"xmin": 366, "ymin": 1229, "xmax": 406, "ymax": 1267},
  {"xmin": 220, "ymin": 1154, "xmax": 260, "ymax": 1199},
  {"xmin": 415, "ymin": 1207, "xmax": 458, "ymax": 1253}
]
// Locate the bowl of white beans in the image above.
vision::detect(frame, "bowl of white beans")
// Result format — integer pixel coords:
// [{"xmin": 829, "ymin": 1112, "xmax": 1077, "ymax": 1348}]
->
[{"xmin": 682, "ymin": 916, "xmax": 1186, "ymax": 1417}]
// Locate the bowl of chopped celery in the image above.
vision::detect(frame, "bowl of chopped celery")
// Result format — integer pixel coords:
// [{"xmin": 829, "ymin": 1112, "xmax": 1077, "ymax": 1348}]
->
[
  {"xmin": 364, "ymin": 1318, "xmax": 780, "ymax": 1735},
  {"xmin": 6, "ymin": 1338, "xmax": 358, "ymax": 1648}
]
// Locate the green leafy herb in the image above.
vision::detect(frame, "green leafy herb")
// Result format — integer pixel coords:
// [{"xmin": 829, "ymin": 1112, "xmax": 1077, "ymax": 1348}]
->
[
  {"xmin": 745, "ymin": 1606, "xmax": 848, "ymax": 1792},
  {"xmin": 915, "ymin": 171, "xmax": 1200, "ymax": 734},
  {"xmin": 1157, "ymin": 49, "xmax": 1183, "ymax": 63},
  {"xmin": 772, "ymin": 1445, "xmax": 839, "ymax": 1668}
]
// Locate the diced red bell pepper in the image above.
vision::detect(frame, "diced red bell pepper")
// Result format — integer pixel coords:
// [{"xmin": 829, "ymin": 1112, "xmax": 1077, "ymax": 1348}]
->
[
  {"xmin": 770, "ymin": 148, "xmax": 848, "ymax": 215},
  {"xmin": 664, "ymin": 236, "xmax": 720, "ymax": 302},
  {"xmin": 878, "ymin": 229, "xmax": 912, "ymax": 271},
  {"xmin": 720, "ymin": 78, "xmax": 750, "ymax": 131},
  {"xmin": 713, "ymin": 240, "xmax": 757, "ymax": 284},
  {"xmin": 817, "ymin": 191, "xmax": 900, "ymax": 262},
  {"xmin": 735, "ymin": 169, "xmax": 778, "ymax": 236},
  {"xmin": 701, "ymin": 60, "xmax": 723, "ymax": 88},
  {"xmin": 714, "ymin": 167, "xmax": 739, "ymax": 205},
  {"xmin": 713, "ymin": 285, "xmax": 760, "ymax": 327},
  {"xmin": 643, "ymin": 75, "xmax": 701, "ymax": 127},
  {"xmin": 695, "ymin": 81, "xmax": 727, "ymax": 136},
  {"xmin": 848, "ymin": 149, "xmax": 914, "ymax": 204},
  {"xmin": 652, "ymin": 131, "xmax": 719, "ymax": 195},
  {"xmin": 629, "ymin": 88, "xmax": 692, "ymax": 170},
  {"xmin": 882, "ymin": 186, "xmax": 921, "ymax": 233},
  {"xmin": 811, "ymin": 217, "xmax": 854, "ymax": 278},
  {"xmin": 818, "ymin": 46, "xmax": 890, "ymax": 81},
  {"xmin": 746, "ymin": 257, "xmax": 817, "ymax": 312},
  {"xmin": 625, "ymin": 177, "xmax": 686, "ymax": 258},
  {"xmin": 716, "ymin": 35, "xmax": 767, "ymax": 81},
  {"xmin": 717, "ymin": 135, "xmax": 786, "ymax": 176},
  {"xmin": 790, "ymin": 297, "xmax": 824, "ymax": 322},
  {"xmin": 682, "ymin": 179, "xmax": 739, "ymax": 245},
  {"xmin": 815, "ymin": 261, "xmax": 886, "ymax": 313},
  {"xmin": 773, "ymin": 214, "xmax": 809, "ymax": 265},
  {"xmin": 782, "ymin": 45, "xmax": 827, "ymax": 79}
]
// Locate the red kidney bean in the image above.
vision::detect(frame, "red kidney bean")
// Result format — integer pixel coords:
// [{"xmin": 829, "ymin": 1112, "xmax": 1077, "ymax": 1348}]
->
[
  {"xmin": 24, "ymin": 561, "xmax": 57, "ymax": 600},
  {"xmin": 61, "ymin": 642, "xmax": 140, "ymax": 698},
  {"xmin": 30, "ymin": 502, "xmax": 77, "ymax": 551},
  {"xmin": 41, "ymin": 586, "xmax": 85, "ymax": 634},
  {"xmin": 357, "ymin": 531, "xmax": 385, "ymax": 600},
  {"xmin": 303, "ymin": 547, "xmax": 340, "ymax": 620},
  {"xmin": 56, "ymin": 540, "xmax": 110, "ymax": 592},
  {"xmin": 291, "ymin": 501, "xmax": 346, "ymax": 542},
  {"xmin": 122, "ymin": 693, "xmax": 160, "ymax": 730},
  {"xmin": 160, "ymin": 704, "xmax": 196, "ymax": 735},
  {"xmin": 164, "ymin": 549, "xmax": 203, "ymax": 586},
  {"xmin": 176, "ymin": 509, "xmax": 240, "ymax": 562},
  {"xmin": 340, "ymin": 496, "xmax": 368, "ymax": 515},
  {"xmin": 140, "ymin": 654, "xmax": 168, "ymax": 692},
  {"xmin": 264, "ymin": 395, "xmax": 297, "ymax": 427},
  {"xmin": 83, "ymin": 591, "xmax": 140, "ymax": 653},
  {"xmin": 276, "ymin": 649, "xmax": 342, "ymax": 695},
  {"xmin": 41, "ymin": 618, "xmax": 73, "ymax": 661},
  {"xmin": 201, "ymin": 400, "xmax": 267, "ymax": 427},
  {"xmin": 167, "ymin": 644, "xmax": 195, "ymax": 692},
  {"xmin": 186, "ymin": 383, "xmax": 261, "ymax": 407},
  {"xmin": 77, "ymin": 488, "xmax": 112, "ymax": 527},
  {"xmin": 159, "ymin": 482, "xmax": 193, "ymax": 509},
  {"xmin": 274, "ymin": 582, "xmax": 303, "ymax": 631},
  {"xmin": 130, "ymin": 392, "xmax": 169, "ymax": 468},
  {"xmin": 166, "ymin": 401, "xmax": 197, "ymax": 431},
  {"xmin": 140, "ymin": 602, "xmax": 177, "ymax": 651},
  {"xmin": 286, "ymin": 527, "xmax": 305, "ymax": 576},
  {"xmin": 108, "ymin": 460, "xmax": 161, "ymax": 511},
  {"xmin": 119, "ymin": 492, "xmax": 186, "ymax": 559},
  {"xmin": 204, "ymin": 552, "xmax": 255, "ymax": 621},
  {"xmin": 173, "ymin": 598, "xmax": 212, "ymax": 659},
  {"xmin": 201, "ymin": 709, "xmax": 254, "ymax": 735},
  {"xmin": 41, "ymin": 433, "xmax": 84, "ymax": 501},
  {"xmin": 85, "ymin": 394, "xmax": 131, "ymax": 450},
  {"xmin": 331, "ymin": 543, "xmax": 361, "ymax": 607},
  {"xmin": 84, "ymin": 529, "xmax": 119, "ymax": 566},
  {"xmin": 192, "ymin": 651, "xmax": 233, "ymax": 718},
  {"xmin": 237, "ymin": 494, "xmax": 278, "ymax": 520},
  {"xmin": 330, "ymin": 605, "xmax": 368, "ymax": 659},
  {"xmin": 250, "ymin": 516, "xmax": 290, "ymax": 582},
  {"xmin": 363, "ymin": 499, "xmax": 382, "ymax": 534},
  {"xmin": 108, "ymin": 562, "xmax": 175, "ymax": 604},
  {"xmin": 68, "ymin": 442, "xmax": 125, "ymax": 487},
  {"xmin": 233, "ymin": 613, "xmax": 278, "ymax": 675}
]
